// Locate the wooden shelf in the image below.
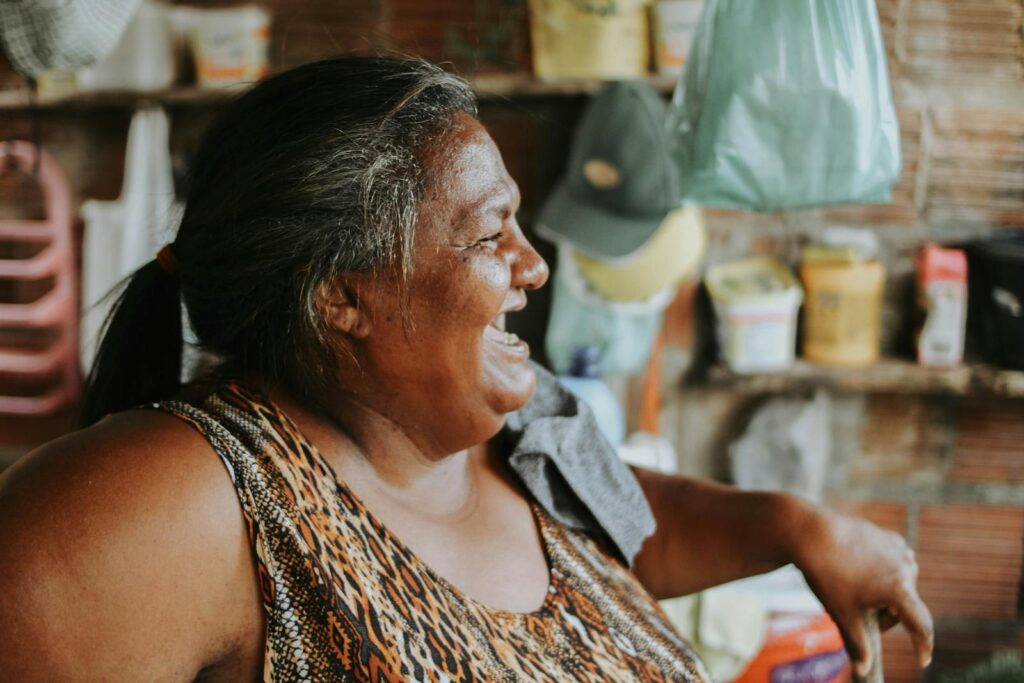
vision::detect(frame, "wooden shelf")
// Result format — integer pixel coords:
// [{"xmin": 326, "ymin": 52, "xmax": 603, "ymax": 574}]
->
[
  {"xmin": 0, "ymin": 86, "xmax": 240, "ymax": 111},
  {"xmin": 694, "ymin": 359, "xmax": 1024, "ymax": 399},
  {"xmin": 469, "ymin": 73, "xmax": 678, "ymax": 98},
  {"xmin": 0, "ymin": 74, "xmax": 679, "ymax": 112}
]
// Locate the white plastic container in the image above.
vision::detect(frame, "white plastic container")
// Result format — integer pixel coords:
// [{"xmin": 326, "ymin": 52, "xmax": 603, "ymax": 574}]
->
[
  {"xmin": 77, "ymin": 1, "xmax": 177, "ymax": 91},
  {"xmin": 558, "ymin": 346, "xmax": 626, "ymax": 447},
  {"xmin": 706, "ymin": 257, "xmax": 803, "ymax": 374},
  {"xmin": 916, "ymin": 243, "xmax": 967, "ymax": 368},
  {"xmin": 173, "ymin": 5, "xmax": 270, "ymax": 88},
  {"xmin": 653, "ymin": 0, "xmax": 704, "ymax": 77}
]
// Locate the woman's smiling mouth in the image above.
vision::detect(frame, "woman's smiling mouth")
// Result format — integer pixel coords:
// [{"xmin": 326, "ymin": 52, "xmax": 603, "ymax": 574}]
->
[{"xmin": 484, "ymin": 313, "xmax": 527, "ymax": 351}]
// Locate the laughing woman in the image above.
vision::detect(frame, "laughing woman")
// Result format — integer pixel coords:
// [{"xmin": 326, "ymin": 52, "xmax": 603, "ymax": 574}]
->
[{"xmin": 0, "ymin": 57, "xmax": 931, "ymax": 682}]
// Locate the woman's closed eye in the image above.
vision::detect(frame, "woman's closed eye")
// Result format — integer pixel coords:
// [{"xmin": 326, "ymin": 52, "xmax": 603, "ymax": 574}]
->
[{"xmin": 475, "ymin": 231, "xmax": 504, "ymax": 248}]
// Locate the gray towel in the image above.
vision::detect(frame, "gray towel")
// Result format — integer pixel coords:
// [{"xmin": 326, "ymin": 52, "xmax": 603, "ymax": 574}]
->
[{"xmin": 504, "ymin": 362, "xmax": 656, "ymax": 566}]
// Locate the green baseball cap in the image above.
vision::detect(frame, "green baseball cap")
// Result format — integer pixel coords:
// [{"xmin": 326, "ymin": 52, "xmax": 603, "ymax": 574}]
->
[{"xmin": 537, "ymin": 80, "xmax": 683, "ymax": 261}]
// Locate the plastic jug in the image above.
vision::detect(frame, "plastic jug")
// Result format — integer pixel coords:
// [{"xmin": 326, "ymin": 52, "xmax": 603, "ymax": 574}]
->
[
  {"xmin": 801, "ymin": 259, "xmax": 885, "ymax": 367},
  {"xmin": 558, "ymin": 346, "xmax": 626, "ymax": 447}
]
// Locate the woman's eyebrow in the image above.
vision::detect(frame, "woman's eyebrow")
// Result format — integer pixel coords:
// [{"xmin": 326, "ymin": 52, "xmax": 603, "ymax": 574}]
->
[
  {"xmin": 455, "ymin": 185, "xmax": 513, "ymax": 225},
  {"xmin": 477, "ymin": 185, "xmax": 515, "ymax": 212}
]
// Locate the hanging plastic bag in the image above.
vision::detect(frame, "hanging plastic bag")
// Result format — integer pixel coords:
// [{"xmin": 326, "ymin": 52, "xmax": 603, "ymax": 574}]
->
[
  {"xmin": 667, "ymin": 0, "xmax": 900, "ymax": 212},
  {"xmin": 546, "ymin": 245, "xmax": 674, "ymax": 376},
  {"xmin": 729, "ymin": 391, "xmax": 831, "ymax": 503},
  {"xmin": 80, "ymin": 105, "xmax": 181, "ymax": 373}
]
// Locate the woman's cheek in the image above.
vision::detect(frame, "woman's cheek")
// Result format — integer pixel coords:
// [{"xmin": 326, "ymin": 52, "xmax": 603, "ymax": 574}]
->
[
  {"xmin": 478, "ymin": 257, "xmax": 511, "ymax": 297},
  {"xmin": 450, "ymin": 259, "xmax": 507, "ymax": 315}
]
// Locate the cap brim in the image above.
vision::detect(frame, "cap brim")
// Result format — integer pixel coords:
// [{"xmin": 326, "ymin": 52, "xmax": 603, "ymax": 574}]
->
[
  {"xmin": 573, "ymin": 204, "xmax": 707, "ymax": 301},
  {"xmin": 535, "ymin": 180, "xmax": 665, "ymax": 260}
]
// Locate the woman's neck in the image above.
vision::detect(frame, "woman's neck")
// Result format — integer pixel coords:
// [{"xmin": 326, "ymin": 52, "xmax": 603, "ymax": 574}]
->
[{"xmin": 249, "ymin": 375, "xmax": 485, "ymax": 521}]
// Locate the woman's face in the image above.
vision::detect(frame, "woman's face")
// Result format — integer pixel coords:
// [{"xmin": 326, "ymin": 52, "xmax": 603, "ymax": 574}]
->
[{"xmin": 346, "ymin": 113, "xmax": 549, "ymax": 454}]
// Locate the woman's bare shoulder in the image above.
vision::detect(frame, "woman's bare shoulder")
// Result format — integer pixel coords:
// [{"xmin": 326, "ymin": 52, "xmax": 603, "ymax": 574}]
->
[
  {"xmin": 0, "ymin": 409, "xmax": 263, "ymax": 681},
  {"xmin": 0, "ymin": 408, "xmax": 238, "ymax": 545}
]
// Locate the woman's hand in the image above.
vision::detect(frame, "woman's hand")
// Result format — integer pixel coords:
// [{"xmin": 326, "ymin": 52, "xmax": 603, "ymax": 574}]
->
[{"xmin": 787, "ymin": 502, "xmax": 934, "ymax": 678}]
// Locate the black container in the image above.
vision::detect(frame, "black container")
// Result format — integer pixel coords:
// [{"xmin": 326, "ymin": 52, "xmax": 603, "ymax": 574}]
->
[{"xmin": 968, "ymin": 230, "xmax": 1024, "ymax": 369}]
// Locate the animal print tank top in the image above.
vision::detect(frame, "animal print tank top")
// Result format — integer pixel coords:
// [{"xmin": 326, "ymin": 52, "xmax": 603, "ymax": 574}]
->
[{"xmin": 146, "ymin": 380, "xmax": 711, "ymax": 682}]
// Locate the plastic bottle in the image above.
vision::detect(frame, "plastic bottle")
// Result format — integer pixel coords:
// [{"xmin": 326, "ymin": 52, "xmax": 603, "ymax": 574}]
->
[
  {"xmin": 916, "ymin": 242, "xmax": 967, "ymax": 368},
  {"xmin": 558, "ymin": 346, "xmax": 626, "ymax": 447}
]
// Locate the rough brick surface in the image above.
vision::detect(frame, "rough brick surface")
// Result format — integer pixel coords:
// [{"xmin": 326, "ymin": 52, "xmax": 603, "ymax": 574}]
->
[
  {"xmin": 901, "ymin": 0, "xmax": 1024, "ymax": 84},
  {"xmin": 875, "ymin": 0, "xmax": 902, "ymax": 71},
  {"xmin": 854, "ymin": 396, "xmax": 953, "ymax": 486},
  {"xmin": 832, "ymin": 500, "xmax": 908, "ymax": 536},
  {"xmin": 389, "ymin": 0, "xmax": 529, "ymax": 71},
  {"xmin": 916, "ymin": 504, "xmax": 1024, "ymax": 619},
  {"xmin": 952, "ymin": 398, "xmax": 1024, "ymax": 484},
  {"xmin": 926, "ymin": 105, "xmax": 1024, "ymax": 226}
]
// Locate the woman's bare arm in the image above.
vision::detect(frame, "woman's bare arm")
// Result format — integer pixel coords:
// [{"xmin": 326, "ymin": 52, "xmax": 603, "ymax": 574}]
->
[
  {"xmin": 0, "ymin": 411, "xmax": 263, "ymax": 681},
  {"xmin": 631, "ymin": 470, "xmax": 791, "ymax": 598},
  {"xmin": 630, "ymin": 466, "xmax": 933, "ymax": 678}
]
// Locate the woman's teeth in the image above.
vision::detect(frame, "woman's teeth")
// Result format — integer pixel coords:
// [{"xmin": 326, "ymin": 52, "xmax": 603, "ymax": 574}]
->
[{"xmin": 485, "ymin": 323, "xmax": 521, "ymax": 345}]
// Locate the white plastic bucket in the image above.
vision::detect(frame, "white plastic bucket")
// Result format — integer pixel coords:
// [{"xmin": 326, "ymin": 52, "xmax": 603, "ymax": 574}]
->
[
  {"xmin": 706, "ymin": 257, "xmax": 803, "ymax": 374},
  {"xmin": 173, "ymin": 5, "xmax": 270, "ymax": 88},
  {"xmin": 653, "ymin": 0, "xmax": 704, "ymax": 77}
]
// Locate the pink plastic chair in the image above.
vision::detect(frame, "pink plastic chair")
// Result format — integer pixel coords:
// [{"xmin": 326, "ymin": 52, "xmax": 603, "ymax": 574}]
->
[{"xmin": 0, "ymin": 141, "xmax": 80, "ymax": 415}]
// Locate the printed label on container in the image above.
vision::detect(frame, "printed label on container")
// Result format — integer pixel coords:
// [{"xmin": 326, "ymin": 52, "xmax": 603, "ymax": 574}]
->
[{"xmin": 770, "ymin": 648, "xmax": 848, "ymax": 683}]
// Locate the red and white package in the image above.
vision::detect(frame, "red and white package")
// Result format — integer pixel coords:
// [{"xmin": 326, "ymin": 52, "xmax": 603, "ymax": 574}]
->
[{"xmin": 916, "ymin": 243, "xmax": 968, "ymax": 367}]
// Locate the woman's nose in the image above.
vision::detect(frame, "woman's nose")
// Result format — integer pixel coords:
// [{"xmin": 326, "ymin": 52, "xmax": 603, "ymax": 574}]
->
[{"xmin": 512, "ymin": 232, "xmax": 549, "ymax": 291}]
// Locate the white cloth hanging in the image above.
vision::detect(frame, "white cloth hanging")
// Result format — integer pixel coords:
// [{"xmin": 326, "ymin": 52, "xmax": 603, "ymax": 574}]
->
[{"xmin": 80, "ymin": 105, "xmax": 180, "ymax": 374}]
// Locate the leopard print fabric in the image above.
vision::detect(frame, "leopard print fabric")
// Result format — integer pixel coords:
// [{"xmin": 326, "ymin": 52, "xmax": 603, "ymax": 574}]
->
[{"xmin": 146, "ymin": 381, "xmax": 711, "ymax": 682}]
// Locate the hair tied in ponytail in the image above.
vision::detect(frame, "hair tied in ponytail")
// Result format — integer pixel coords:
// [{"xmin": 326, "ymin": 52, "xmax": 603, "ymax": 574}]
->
[{"xmin": 156, "ymin": 244, "xmax": 178, "ymax": 275}]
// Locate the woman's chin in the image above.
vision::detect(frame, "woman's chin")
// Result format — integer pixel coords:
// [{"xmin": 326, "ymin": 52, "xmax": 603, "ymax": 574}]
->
[
  {"xmin": 483, "ymin": 356, "xmax": 537, "ymax": 416},
  {"xmin": 449, "ymin": 371, "xmax": 536, "ymax": 452}
]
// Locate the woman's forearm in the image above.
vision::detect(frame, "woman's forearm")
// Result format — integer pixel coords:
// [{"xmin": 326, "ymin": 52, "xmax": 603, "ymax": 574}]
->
[
  {"xmin": 629, "ymin": 466, "xmax": 812, "ymax": 599},
  {"xmin": 629, "ymin": 466, "xmax": 934, "ymax": 675}
]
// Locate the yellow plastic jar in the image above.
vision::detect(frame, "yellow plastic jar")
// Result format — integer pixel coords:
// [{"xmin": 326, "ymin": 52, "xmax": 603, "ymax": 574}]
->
[{"xmin": 800, "ymin": 260, "xmax": 885, "ymax": 366}]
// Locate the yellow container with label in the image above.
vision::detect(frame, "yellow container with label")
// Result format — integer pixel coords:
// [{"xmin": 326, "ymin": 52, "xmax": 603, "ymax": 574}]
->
[
  {"xmin": 529, "ymin": 0, "xmax": 650, "ymax": 80},
  {"xmin": 800, "ymin": 259, "xmax": 885, "ymax": 366}
]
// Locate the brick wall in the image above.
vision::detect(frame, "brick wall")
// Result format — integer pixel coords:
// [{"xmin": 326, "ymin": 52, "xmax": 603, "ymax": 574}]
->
[{"xmin": 828, "ymin": 397, "xmax": 1024, "ymax": 682}]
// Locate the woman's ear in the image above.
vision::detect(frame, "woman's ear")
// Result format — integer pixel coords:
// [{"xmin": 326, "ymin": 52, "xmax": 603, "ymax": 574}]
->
[{"xmin": 319, "ymin": 277, "xmax": 371, "ymax": 339}]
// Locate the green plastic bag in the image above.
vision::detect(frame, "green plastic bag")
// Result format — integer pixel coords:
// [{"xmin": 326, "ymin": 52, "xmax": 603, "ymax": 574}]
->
[{"xmin": 667, "ymin": 0, "xmax": 900, "ymax": 212}]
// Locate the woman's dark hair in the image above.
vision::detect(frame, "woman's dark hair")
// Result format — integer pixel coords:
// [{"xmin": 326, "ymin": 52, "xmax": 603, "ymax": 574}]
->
[{"xmin": 81, "ymin": 56, "xmax": 478, "ymax": 427}]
